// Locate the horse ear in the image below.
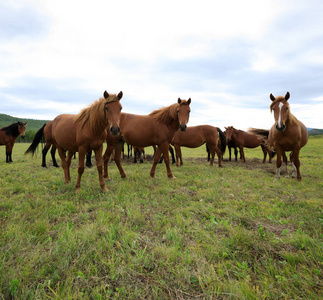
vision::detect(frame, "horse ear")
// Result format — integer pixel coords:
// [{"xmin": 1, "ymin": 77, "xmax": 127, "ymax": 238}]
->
[
  {"xmin": 285, "ymin": 92, "xmax": 290, "ymax": 101},
  {"xmin": 118, "ymin": 91, "xmax": 123, "ymax": 100},
  {"xmin": 187, "ymin": 98, "xmax": 191, "ymax": 105},
  {"xmin": 103, "ymin": 91, "xmax": 109, "ymax": 99},
  {"xmin": 24, "ymin": 122, "xmax": 28, "ymax": 125},
  {"xmin": 178, "ymin": 98, "xmax": 181, "ymax": 104},
  {"xmin": 270, "ymin": 93, "xmax": 275, "ymax": 101}
]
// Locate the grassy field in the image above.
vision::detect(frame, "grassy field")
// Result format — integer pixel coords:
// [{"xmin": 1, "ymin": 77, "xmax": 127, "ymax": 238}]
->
[{"xmin": 0, "ymin": 136, "xmax": 322, "ymax": 299}]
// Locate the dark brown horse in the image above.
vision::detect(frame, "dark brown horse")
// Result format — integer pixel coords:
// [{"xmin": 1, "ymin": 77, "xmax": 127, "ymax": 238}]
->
[
  {"xmin": 224, "ymin": 126, "xmax": 273, "ymax": 163},
  {"xmin": 103, "ymin": 98, "xmax": 191, "ymax": 179},
  {"xmin": 0, "ymin": 121, "xmax": 27, "ymax": 163},
  {"xmin": 268, "ymin": 92, "xmax": 307, "ymax": 180},
  {"xmin": 171, "ymin": 125, "xmax": 226, "ymax": 167},
  {"xmin": 51, "ymin": 90, "xmax": 123, "ymax": 192}
]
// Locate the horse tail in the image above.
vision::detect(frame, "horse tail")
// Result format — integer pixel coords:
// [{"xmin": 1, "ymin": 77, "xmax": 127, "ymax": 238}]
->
[
  {"xmin": 217, "ymin": 128, "xmax": 226, "ymax": 155},
  {"xmin": 248, "ymin": 128, "xmax": 276, "ymax": 156},
  {"xmin": 24, "ymin": 124, "xmax": 46, "ymax": 156}
]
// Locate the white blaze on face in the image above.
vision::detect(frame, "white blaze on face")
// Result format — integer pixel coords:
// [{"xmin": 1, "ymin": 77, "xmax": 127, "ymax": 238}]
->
[{"xmin": 277, "ymin": 102, "xmax": 284, "ymax": 127}]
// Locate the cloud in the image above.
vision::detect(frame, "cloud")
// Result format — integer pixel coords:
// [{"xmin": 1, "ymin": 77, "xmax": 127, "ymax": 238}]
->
[{"xmin": 0, "ymin": 0, "xmax": 323, "ymax": 130}]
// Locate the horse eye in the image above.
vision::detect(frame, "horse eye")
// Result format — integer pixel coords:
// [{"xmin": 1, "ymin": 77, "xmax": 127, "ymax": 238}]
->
[{"xmin": 105, "ymin": 107, "xmax": 108, "ymax": 111}]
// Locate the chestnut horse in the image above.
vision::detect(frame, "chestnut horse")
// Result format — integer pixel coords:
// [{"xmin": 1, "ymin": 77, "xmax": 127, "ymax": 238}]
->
[
  {"xmin": 103, "ymin": 98, "xmax": 191, "ymax": 179},
  {"xmin": 225, "ymin": 126, "xmax": 273, "ymax": 163},
  {"xmin": 51, "ymin": 90, "xmax": 123, "ymax": 192},
  {"xmin": 0, "ymin": 121, "xmax": 27, "ymax": 163},
  {"xmin": 171, "ymin": 125, "xmax": 226, "ymax": 167},
  {"xmin": 268, "ymin": 92, "xmax": 308, "ymax": 180}
]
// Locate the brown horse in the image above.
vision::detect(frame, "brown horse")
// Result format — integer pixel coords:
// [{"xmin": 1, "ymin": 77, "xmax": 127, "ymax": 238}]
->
[
  {"xmin": 51, "ymin": 90, "xmax": 123, "ymax": 192},
  {"xmin": 268, "ymin": 92, "xmax": 308, "ymax": 181},
  {"xmin": 171, "ymin": 125, "xmax": 226, "ymax": 167},
  {"xmin": 103, "ymin": 98, "xmax": 191, "ymax": 179},
  {"xmin": 224, "ymin": 126, "xmax": 273, "ymax": 163},
  {"xmin": 0, "ymin": 121, "xmax": 27, "ymax": 163}
]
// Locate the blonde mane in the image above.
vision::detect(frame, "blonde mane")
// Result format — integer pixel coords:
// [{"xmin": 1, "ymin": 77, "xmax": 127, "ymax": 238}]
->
[
  {"xmin": 74, "ymin": 96, "xmax": 111, "ymax": 134},
  {"xmin": 149, "ymin": 102, "xmax": 179, "ymax": 124}
]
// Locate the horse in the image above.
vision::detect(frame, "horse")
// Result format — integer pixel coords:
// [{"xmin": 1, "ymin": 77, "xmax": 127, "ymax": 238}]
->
[
  {"xmin": 103, "ymin": 98, "xmax": 191, "ymax": 179},
  {"xmin": 50, "ymin": 90, "xmax": 123, "ymax": 192},
  {"xmin": 25, "ymin": 121, "xmax": 93, "ymax": 168},
  {"xmin": 268, "ymin": 92, "xmax": 307, "ymax": 180},
  {"xmin": 0, "ymin": 121, "xmax": 27, "ymax": 163},
  {"xmin": 171, "ymin": 125, "xmax": 226, "ymax": 167},
  {"xmin": 224, "ymin": 126, "xmax": 273, "ymax": 163}
]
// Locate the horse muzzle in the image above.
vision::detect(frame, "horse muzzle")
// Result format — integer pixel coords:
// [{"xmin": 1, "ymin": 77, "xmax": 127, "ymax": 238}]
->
[
  {"xmin": 21, "ymin": 135, "xmax": 25, "ymax": 139},
  {"xmin": 275, "ymin": 124, "xmax": 286, "ymax": 132},
  {"xmin": 110, "ymin": 126, "xmax": 121, "ymax": 136},
  {"xmin": 179, "ymin": 124, "xmax": 187, "ymax": 131}
]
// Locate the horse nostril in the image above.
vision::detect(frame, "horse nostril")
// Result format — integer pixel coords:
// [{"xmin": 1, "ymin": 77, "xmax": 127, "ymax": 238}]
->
[{"xmin": 180, "ymin": 125, "xmax": 187, "ymax": 131}]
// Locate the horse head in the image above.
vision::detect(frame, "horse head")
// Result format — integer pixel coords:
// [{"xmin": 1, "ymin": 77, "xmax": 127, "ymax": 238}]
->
[
  {"xmin": 177, "ymin": 98, "xmax": 191, "ymax": 131},
  {"xmin": 224, "ymin": 126, "xmax": 234, "ymax": 143},
  {"xmin": 103, "ymin": 91, "xmax": 123, "ymax": 135},
  {"xmin": 270, "ymin": 92, "xmax": 290, "ymax": 132},
  {"xmin": 18, "ymin": 122, "xmax": 27, "ymax": 138}
]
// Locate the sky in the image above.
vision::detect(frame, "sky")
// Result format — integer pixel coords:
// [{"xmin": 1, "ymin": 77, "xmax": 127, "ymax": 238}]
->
[{"xmin": 1, "ymin": 0, "xmax": 323, "ymax": 130}]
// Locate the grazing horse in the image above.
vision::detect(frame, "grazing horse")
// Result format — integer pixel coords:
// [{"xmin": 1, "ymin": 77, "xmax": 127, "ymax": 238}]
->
[
  {"xmin": 103, "ymin": 98, "xmax": 191, "ymax": 179},
  {"xmin": 225, "ymin": 126, "xmax": 273, "ymax": 163},
  {"xmin": 171, "ymin": 125, "xmax": 226, "ymax": 167},
  {"xmin": 0, "ymin": 121, "xmax": 27, "ymax": 163},
  {"xmin": 268, "ymin": 92, "xmax": 308, "ymax": 181},
  {"xmin": 51, "ymin": 90, "xmax": 123, "ymax": 192}
]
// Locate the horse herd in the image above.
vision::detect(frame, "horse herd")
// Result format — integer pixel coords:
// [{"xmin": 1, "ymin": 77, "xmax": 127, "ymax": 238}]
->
[{"xmin": 0, "ymin": 91, "xmax": 308, "ymax": 192}]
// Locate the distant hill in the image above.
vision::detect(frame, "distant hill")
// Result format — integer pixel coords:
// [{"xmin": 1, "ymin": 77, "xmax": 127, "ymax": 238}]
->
[
  {"xmin": 0, "ymin": 114, "xmax": 49, "ymax": 132},
  {"xmin": 308, "ymin": 128, "xmax": 323, "ymax": 136},
  {"xmin": 0, "ymin": 114, "xmax": 50, "ymax": 142}
]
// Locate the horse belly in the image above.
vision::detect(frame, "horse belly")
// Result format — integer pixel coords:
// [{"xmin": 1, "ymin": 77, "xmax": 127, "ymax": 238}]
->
[{"xmin": 52, "ymin": 115, "xmax": 78, "ymax": 151}]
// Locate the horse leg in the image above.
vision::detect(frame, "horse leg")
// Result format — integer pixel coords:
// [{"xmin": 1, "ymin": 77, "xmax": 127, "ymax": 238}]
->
[
  {"xmin": 228, "ymin": 145, "xmax": 232, "ymax": 161},
  {"xmin": 261, "ymin": 145, "xmax": 267, "ymax": 163},
  {"xmin": 114, "ymin": 143, "xmax": 126, "ymax": 178},
  {"xmin": 174, "ymin": 145, "xmax": 180, "ymax": 167},
  {"xmin": 57, "ymin": 147, "xmax": 71, "ymax": 184},
  {"xmin": 280, "ymin": 151, "xmax": 289, "ymax": 178},
  {"xmin": 169, "ymin": 145, "xmax": 175, "ymax": 164},
  {"xmin": 214, "ymin": 144, "xmax": 222, "ymax": 167},
  {"xmin": 234, "ymin": 147, "xmax": 238, "ymax": 161},
  {"xmin": 103, "ymin": 145, "xmax": 113, "ymax": 180},
  {"xmin": 75, "ymin": 149, "xmax": 85, "ymax": 192},
  {"xmin": 161, "ymin": 143, "xmax": 175, "ymax": 178},
  {"xmin": 51, "ymin": 145, "xmax": 59, "ymax": 167},
  {"xmin": 290, "ymin": 150, "xmax": 302, "ymax": 181},
  {"xmin": 42, "ymin": 144, "xmax": 50, "ymax": 167},
  {"xmin": 274, "ymin": 147, "xmax": 283, "ymax": 181},
  {"xmin": 86, "ymin": 150, "xmax": 93, "ymax": 168},
  {"xmin": 240, "ymin": 146, "xmax": 246, "ymax": 162},
  {"xmin": 150, "ymin": 146, "xmax": 163, "ymax": 178},
  {"xmin": 207, "ymin": 145, "xmax": 215, "ymax": 166},
  {"xmin": 178, "ymin": 147, "xmax": 183, "ymax": 166},
  {"xmin": 93, "ymin": 145, "xmax": 107, "ymax": 192},
  {"xmin": 5, "ymin": 144, "xmax": 11, "ymax": 163}
]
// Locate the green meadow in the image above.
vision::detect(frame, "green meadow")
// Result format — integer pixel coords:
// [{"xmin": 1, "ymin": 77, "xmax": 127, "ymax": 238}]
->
[{"xmin": 0, "ymin": 136, "xmax": 322, "ymax": 299}]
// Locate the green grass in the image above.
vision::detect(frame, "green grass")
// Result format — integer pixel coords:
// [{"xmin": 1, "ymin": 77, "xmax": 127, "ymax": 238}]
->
[{"xmin": 0, "ymin": 136, "xmax": 322, "ymax": 299}]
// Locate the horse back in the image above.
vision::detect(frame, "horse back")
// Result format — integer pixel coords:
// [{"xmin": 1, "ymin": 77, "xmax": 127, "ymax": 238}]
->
[
  {"xmin": 235, "ymin": 130, "xmax": 261, "ymax": 148},
  {"xmin": 120, "ymin": 113, "xmax": 175, "ymax": 147}
]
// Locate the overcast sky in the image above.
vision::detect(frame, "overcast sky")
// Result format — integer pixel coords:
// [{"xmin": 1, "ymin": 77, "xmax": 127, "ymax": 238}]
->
[{"xmin": 1, "ymin": 0, "xmax": 323, "ymax": 130}]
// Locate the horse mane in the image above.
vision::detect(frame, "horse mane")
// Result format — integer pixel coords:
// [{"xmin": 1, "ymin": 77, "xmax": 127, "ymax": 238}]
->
[
  {"xmin": 149, "ymin": 102, "xmax": 179, "ymax": 124},
  {"xmin": 270, "ymin": 96, "xmax": 298, "ymax": 126},
  {"xmin": 74, "ymin": 96, "xmax": 111, "ymax": 134},
  {"xmin": 0, "ymin": 121, "xmax": 23, "ymax": 137}
]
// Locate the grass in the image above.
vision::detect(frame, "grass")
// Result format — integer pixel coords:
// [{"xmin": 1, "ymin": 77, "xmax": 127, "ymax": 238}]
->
[{"xmin": 0, "ymin": 136, "xmax": 322, "ymax": 299}]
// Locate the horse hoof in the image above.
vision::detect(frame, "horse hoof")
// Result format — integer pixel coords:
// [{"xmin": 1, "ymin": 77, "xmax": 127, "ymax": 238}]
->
[
  {"xmin": 75, "ymin": 187, "xmax": 81, "ymax": 193},
  {"xmin": 101, "ymin": 186, "xmax": 109, "ymax": 192}
]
